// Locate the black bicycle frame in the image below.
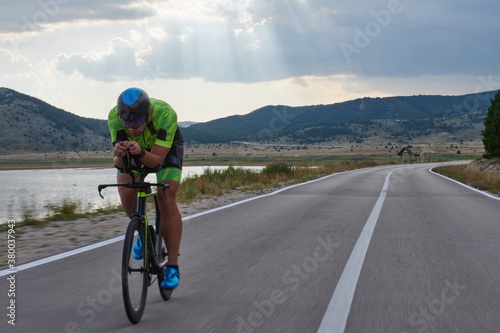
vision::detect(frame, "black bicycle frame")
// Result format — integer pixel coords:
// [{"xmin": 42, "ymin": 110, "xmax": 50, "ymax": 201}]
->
[{"xmin": 98, "ymin": 155, "xmax": 170, "ymax": 278}]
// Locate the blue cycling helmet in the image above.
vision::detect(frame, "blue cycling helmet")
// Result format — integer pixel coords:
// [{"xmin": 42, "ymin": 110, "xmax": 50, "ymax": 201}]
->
[{"xmin": 117, "ymin": 88, "xmax": 151, "ymax": 125}]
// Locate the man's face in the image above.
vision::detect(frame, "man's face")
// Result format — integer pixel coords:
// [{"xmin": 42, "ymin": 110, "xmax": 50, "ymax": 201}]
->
[
  {"xmin": 129, "ymin": 121, "xmax": 147, "ymax": 137},
  {"xmin": 121, "ymin": 107, "xmax": 151, "ymax": 136}
]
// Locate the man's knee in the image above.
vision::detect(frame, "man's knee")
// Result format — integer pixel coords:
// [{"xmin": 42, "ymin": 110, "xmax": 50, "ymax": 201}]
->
[{"xmin": 159, "ymin": 194, "xmax": 178, "ymax": 211}]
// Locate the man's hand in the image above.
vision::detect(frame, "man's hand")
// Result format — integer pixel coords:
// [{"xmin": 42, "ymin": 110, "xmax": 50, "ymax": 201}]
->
[
  {"xmin": 113, "ymin": 141, "xmax": 142, "ymax": 157},
  {"xmin": 113, "ymin": 141, "xmax": 129, "ymax": 158},
  {"xmin": 127, "ymin": 141, "xmax": 143, "ymax": 156},
  {"xmin": 115, "ymin": 141, "xmax": 167, "ymax": 169}
]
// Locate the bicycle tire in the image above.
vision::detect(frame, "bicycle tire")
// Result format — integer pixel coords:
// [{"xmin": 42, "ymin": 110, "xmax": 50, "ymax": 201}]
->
[{"xmin": 122, "ymin": 216, "xmax": 148, "ymax": 324}]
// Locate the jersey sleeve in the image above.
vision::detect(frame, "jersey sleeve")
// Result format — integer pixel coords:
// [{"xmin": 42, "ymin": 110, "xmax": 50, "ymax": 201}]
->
[
  {"xmin": 152, "ymin": 100, "xmax": 178, "ymax": 149},
  {"xmin": 108, "ymin": 107, "xmax": 122, "ymax": 144}
]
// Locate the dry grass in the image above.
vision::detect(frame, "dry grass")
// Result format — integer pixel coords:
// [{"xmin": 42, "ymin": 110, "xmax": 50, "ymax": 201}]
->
[
  {"xmin": 2, "ymin": 198, "xmax": 122, "ymax": 232},
  {"xmin": 434, "ymin": 161, "xmax": 500, "ymax": 195},
  {"xmin": 177, "ymin": 159, "xmax": 390, "ymax": 202}
]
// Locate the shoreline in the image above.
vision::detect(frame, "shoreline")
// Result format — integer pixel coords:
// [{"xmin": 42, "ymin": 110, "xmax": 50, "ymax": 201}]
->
[
  {"xmin": 0, "ymin": 159, "xmax": 263, "ymax": 171},
  {"xmin": 0, "ymin": 152, "xmax": 114, "ymax": 170},
  {"xmin": 0, "ymin": 163, "xmax": 113, "ymax": 171},
  {"xmin": 0, "ymin": 154, "xmax": 483, "ymax": 171},
  {"xmin": 0, "ymin": 143, "xmax": 486, "ymax": 171}
]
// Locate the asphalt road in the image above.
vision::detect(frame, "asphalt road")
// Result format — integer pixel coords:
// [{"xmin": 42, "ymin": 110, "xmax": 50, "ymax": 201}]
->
[{"xmin": 1, "ymin": 162, "xmax": 499, "ymax": 333}]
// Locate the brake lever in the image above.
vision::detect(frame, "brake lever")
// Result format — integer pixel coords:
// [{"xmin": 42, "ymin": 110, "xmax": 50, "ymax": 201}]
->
[{"xmin": 98, "ymin": 185, "xmax": 107, "ymax": 199}]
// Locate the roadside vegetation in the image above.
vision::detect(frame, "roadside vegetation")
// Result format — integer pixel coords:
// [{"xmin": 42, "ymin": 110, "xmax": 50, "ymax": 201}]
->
[
  {"xmin": 482, "ymin": 90, "xmax": 500, "ymax": 159},
  {"xmin": 177, "ymin": 159, "xmax": 387, "ymax": 202},
  {"xmin": 434, "ymin": 159, "xmax": 500, "ymax": 196},
  {"xmin": 435, "ymin": 90, "xmax": 500, "ymax": 196},
  {"xmin": 4, "ymin": 199, "xmax": 123, "ymax": 232}
]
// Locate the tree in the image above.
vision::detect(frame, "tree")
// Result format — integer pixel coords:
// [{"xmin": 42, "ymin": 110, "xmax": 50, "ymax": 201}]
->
[{"xmin": 482, "ymin": 90, "xmax": 500, "ymax": 158}]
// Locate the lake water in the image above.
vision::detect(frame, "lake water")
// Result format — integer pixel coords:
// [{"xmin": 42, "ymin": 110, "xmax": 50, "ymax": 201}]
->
[{"xmin": 0, "ymin": 166, "xmax": 263, "ymax": 223}]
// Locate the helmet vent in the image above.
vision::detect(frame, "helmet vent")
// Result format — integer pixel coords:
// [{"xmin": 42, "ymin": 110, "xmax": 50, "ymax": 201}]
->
[{"xmin": 121, "ymin": 88, "xmax": 142, "ymax": 105}]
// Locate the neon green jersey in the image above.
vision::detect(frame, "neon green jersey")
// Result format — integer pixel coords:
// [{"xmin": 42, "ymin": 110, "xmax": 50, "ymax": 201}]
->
[{"xmin": 108, "ymin": 98, "xmax": 178, "ymax": 149}]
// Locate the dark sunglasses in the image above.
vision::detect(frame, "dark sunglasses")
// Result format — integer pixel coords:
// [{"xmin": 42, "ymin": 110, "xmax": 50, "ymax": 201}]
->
[{"xmin": 120, "ymin": 115, "xmax": 146, "ymax": 129}]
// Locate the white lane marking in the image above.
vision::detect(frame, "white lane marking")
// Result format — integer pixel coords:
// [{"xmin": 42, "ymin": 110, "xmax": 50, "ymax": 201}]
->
[
  {"xmin": 317, "ymin": 169, "xmax": 398, "ymax": 333},
  {"xmin": 1, "ymin": 167, "xmax": 376, "ymax": 277},
  {"xmin": 0, "ymin": 236, "xmax": 123, "ymax": 277},
  {"xmin": 429, "ymin": 168, "xmax": 500, "ymax": 200}
]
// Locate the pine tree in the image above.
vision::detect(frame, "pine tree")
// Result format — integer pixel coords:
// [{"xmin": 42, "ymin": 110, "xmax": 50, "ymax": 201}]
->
[{"xmin": 482, "ymin": 90, "xmax": 500, "ymax": 158}]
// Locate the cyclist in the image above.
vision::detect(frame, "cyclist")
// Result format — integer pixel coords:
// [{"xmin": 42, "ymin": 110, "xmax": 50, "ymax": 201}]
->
[{"xmin": 108, "ymin": 87, "xmax": 183, "ymax": 289}]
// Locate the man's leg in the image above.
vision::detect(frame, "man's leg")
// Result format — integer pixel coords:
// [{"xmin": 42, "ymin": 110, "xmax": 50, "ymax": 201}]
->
[
  {"xmin": 117, "ymin": 172, "xmax": 137, "ymax": 216},
  {"xmin": 157, "ymin": 180, "xmax": 182, "ymax": 266}
]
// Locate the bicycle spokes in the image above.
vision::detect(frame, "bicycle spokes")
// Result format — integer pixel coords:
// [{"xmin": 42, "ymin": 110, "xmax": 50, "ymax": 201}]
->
[{"xmin": 122, "ymin": 218, "xmax": 148, "ymax": 324}]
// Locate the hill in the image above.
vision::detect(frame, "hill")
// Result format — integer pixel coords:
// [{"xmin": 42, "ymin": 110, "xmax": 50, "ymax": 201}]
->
[
  {"xmin": 182, "ymin": 91, "xmax": 498, "ymax": 145},
  {"xmin": 178, "ymin": 121, "xmax": 199, "ymax": 128},
  {"xmin": 0, "ymin": 88, "xmax": 109, "ymax": 154},
  {"xmin": 0, "ymin": 88, "xmax": 497, "ymax": 154}
]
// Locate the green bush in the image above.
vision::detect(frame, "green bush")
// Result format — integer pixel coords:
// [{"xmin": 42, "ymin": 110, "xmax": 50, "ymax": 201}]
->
[
  {"xmin": 482, "ymin": 90, "xmax": 500, "ymax": 158},
  {"xmin": 45, "ymin": 199, "xmax": 80, "ymax": 221},
  {"xmin": 262, "ymin": 161, "xmax": 295, "ymax": 175}
]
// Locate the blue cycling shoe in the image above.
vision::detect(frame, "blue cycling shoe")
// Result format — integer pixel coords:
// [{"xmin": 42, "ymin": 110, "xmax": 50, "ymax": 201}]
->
[
  {"xmin": 132, "ymin": 234, "xmax": 143, "ymax": 260},
  {"xmin": 161, "ymin": 265, "xmax": 180, "ymax": 289}
]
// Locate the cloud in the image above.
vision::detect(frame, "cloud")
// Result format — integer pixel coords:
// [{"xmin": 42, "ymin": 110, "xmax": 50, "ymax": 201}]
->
[
  {"xmin": 56, "ymin": 38, "xmax": 145, "ymax": 81},
  {"xmin": 52, "ymin": 0, "xmax": 345, "ymax": 83},
  {"xmin": 0, "ymin": 0, "xmax": 160, "ymax": 34},
  {"xmin": 335, "ymin": 0, "xmax": 500, "ymax": 77},
  {"xmin": 44, "ymin": 0, "xmax": 500, "ymax": 84},
  {"xmin": 4, "ymin": 0, "xmax": 500, "ymax": 125},
  {"xmin": 0, "ymin": 47, "xmax": 32, "ymax": 75}
]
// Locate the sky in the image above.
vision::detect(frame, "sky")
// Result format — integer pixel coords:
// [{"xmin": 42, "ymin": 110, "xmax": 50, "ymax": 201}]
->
[{"xmin": 1, "ymin": 0, "xmax": 500, "ymax": 122}]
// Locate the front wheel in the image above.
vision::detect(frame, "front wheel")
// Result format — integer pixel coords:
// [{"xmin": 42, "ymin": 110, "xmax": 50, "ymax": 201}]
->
[{"xmin": 122, "ymin": 217, "xmax": 148, "ymax": 324}]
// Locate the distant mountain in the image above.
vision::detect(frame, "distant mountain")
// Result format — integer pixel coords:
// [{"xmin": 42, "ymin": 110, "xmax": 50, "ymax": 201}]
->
[
  {"xmin": 182, "ymin": 91, "xmax": 498, "ymax": 144},
  {"xmin": 1, "ymin": 88, "xmax": 497, "ymax": 154},
  {"xmin": 0, "ymin": 88, "xmax": 109, "ymax": 154},
  {"xmin": 178, "ymin": 121, "xmax": 198, "ymax": 128}
]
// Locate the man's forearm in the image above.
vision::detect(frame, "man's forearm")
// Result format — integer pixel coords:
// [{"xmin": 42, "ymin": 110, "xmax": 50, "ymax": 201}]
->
[{"xmin": 136, "ymin": 149, "xmax": 163, "ymax": 169}]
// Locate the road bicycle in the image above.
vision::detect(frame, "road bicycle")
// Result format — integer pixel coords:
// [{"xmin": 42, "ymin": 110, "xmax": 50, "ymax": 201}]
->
[{"xmin": 98, "ymin": 155, "xmax": 172, "ymax": 324}]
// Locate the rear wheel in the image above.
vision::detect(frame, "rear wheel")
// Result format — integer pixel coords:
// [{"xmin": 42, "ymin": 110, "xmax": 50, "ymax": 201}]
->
[{"xmin": 122, "ymin": 217, "xmax": 148, "ymax": 324}]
